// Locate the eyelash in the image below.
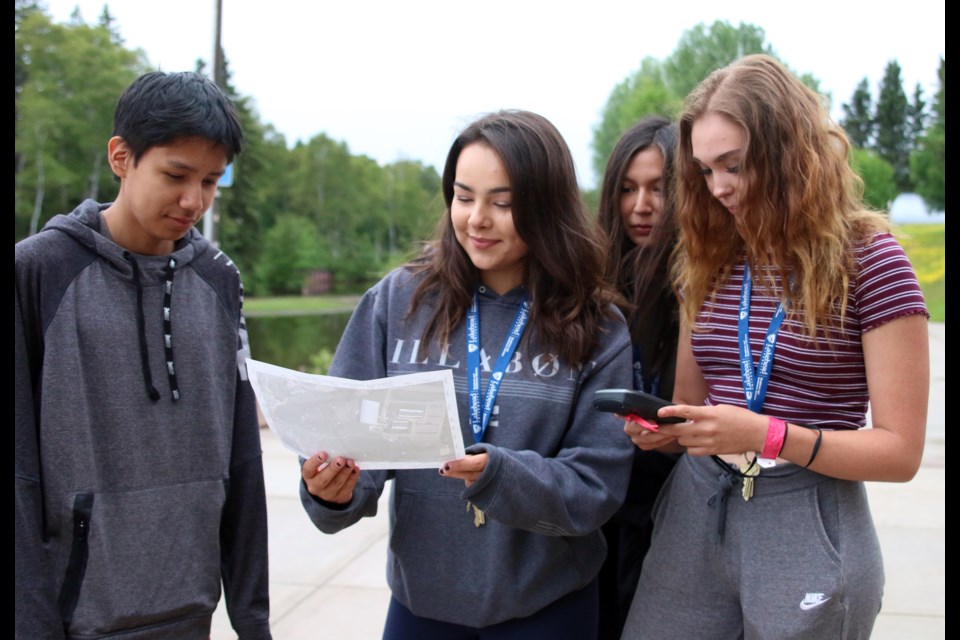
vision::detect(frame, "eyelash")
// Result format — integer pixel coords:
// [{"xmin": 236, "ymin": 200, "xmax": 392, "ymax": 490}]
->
[
  {"xmin": 697, "ymin": 165, "xmax": 740, "ymax": 176},
  {"xmin": 455, "ymin": 195, "xmax": 511, "ymax": 209},
  {"xmin": 167, "ymin": 173, "xmax": 218, "ymax": 187}
]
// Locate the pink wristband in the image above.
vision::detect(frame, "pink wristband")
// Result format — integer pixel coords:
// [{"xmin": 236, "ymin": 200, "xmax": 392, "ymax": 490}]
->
[{"xmin": 761, "ymin": 417, "xmax": 787, "ymax": 459}]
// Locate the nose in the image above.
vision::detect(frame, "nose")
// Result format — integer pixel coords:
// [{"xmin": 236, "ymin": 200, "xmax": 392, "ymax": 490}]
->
[
  {"xmin": 180, "ymin": 181, "xmax": 206, "ymax": 214},
  {"xmin": 711, "ymin": 173, "xmax": 734, "ymax": 200},
  {"xmin": 467, "ymin": 202, "xmax": 491, "ymax": 229},
  {"xmin": 632, "ymin": 188, "xmax": 653, "ymax": 215}
]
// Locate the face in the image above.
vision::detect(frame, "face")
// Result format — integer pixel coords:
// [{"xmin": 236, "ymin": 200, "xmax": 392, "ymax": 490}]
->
[
  {"xmin": 619, "ymin": 146, "xmax": 665, "ymax": 248},
  {"xmin": 451, "ymin": 142, "xmax": 529, "ymax": 295},
  {"xmin": 690, "ymin": 112, "xmax": 745, "ymax": 215},
  {"xmin": 105, "ymin": 135, "xmax": 227, "ymax": 255}
]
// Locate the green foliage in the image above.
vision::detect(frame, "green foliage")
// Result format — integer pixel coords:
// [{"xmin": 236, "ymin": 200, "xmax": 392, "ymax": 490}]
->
[
  {"xmin": 663, "ymin": 21, "xmax": 774, "ymax": 98},
  {"xmin": 906, "ymin": 82, "xmax": 927, "ymax": 145},
  {"xmin": 841, "ymin": 78, "xmax": 875, "ymax": 148},
  {"xmin": 15, "ymin": 4, "xmax": 148, "ymax": 240},
  {"xmin": 849, "ymin": 148, "xmax": 897, "ymax": 210},
  {"xmin": 305, "ymin": 348, "xmax": 335, "ymax": 375},
  {"xmin": 910, "ymin": 57, "xmax": 945, "ymax": 212},
  {"xmin": 252, "ymin": 215, "xmax": 325, "ymax": 295},
  {"xmin": 591, "ymin": 58, "xmax": 681, "ymax": 180},
  {"xmin": 874, "ymin": 60, "xmax": 912, "ymax": 192},
  {"xmin": 591, "ymin": 21, "xmax": 805, "ymax": 185}
]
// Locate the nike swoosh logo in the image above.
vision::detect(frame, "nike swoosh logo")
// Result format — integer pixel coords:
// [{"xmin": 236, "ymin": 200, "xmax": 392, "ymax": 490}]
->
[{"xmin": 800, "ymin": 596, "xmax": 831, "ymax": 610}]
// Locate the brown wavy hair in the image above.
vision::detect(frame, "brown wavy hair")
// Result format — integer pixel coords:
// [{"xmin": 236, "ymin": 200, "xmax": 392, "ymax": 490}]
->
[
  {"xmin": 408, "ymin": 110, "xmax": 623, "ymax": 365},
  {"xmin": 673, "ymin": 54, "xmax": 890, "ymax": 338}
]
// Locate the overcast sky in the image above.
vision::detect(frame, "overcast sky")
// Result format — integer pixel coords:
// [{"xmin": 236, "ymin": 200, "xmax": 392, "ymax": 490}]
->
[{"xmin": 44, "ymin": 0, "xmax": 944, "ymax": 189}]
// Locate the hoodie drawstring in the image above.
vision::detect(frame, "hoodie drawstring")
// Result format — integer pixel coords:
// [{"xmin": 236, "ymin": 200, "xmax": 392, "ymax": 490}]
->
[
  {"xmin": 162, "ymin": 257, "xmax": 180, "ymax": 401},
  {"xmin": 123, "ymin": 252, "xmax": 180, "ymax": 402}
]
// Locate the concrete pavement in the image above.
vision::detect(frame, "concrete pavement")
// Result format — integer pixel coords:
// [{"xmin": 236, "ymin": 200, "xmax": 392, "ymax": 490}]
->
[{"xmin": 213, "ymin": 322, "xmax": 945, "ymax": 639}]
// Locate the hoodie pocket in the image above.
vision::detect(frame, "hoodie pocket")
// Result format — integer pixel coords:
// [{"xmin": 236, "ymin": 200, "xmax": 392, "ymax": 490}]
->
[{"xmin": 60, "ymin": 479, "xmax": 226, "ymax": 637}]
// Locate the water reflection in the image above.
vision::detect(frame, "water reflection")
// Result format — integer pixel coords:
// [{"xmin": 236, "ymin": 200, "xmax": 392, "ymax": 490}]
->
[{"xmin": 246, "ymin": 312, "xmax": 351, "ymax": 371}]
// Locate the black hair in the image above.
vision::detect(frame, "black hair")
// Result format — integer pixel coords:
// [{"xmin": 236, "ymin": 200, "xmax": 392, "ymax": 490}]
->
[
  {"xmin": 113, "ymin": 71, "xmax": 244, "ymax": 165},
  {"xmin": 597, "ymin": 115, "xmax": 680, "ymax": 385}
]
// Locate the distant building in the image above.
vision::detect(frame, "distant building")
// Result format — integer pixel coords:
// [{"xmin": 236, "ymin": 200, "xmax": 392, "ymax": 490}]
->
[
  {"xmin": 889, "ymin": 193, "xmax": 946, "ymax": 224},
  {"xmin": 302, "ymin": 269, "xmax": 334, "ymax": 295}
]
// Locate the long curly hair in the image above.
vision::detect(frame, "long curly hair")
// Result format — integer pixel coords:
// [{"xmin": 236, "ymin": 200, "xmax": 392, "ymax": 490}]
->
[
  {"xmin": 673, "ymin": 54, "xmax": 890, "ymax": 338},
  {"xmin": 408, "ymin": 110, "xmax": 622, "ymax": 365}
]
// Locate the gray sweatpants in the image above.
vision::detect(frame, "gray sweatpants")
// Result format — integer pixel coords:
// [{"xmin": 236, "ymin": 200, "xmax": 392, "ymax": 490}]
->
[{"xmin": 622, "ymin": 454, "xmax": 884, "ymax": 640}]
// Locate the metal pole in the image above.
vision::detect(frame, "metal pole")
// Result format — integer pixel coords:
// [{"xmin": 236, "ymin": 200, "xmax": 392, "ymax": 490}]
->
[{"xmin": 203, "ymin": 0, "xmax": 224, "ymax": 246}]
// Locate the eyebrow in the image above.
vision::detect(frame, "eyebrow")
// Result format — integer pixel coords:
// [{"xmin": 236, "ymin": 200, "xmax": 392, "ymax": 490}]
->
[
  {"xmin": 691, "ymin": 149, "xmax": 741, "ymax": 165},
  {"xmin": 165, "ymin": 159, "xmax": 225, "ymax": 177},
  {"xmin": 453, "ymin": 181, "xmax": 511, "ymax": 195}
]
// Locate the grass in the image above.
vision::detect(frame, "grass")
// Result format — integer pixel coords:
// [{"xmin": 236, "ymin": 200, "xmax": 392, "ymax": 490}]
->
[
  {"xmin": 894, "ymin": 223, "xmax": 945, "ymax": 322},
  {"xmin": 244, "ymin": 223, "xmax": 945, "ymax": 323},
  {"xmin": 243, "ymin": 294, "xmax": 360, "ymax": 317}
]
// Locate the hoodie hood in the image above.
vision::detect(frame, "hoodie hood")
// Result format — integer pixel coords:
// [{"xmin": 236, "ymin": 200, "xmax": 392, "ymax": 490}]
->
[
  {"xmin": 41, "ymin": 199, "xmax": 208, "ymax": 280},
  {"xmin": 41, "ymin": 199, "xmax": 212, "ymax": 402}
]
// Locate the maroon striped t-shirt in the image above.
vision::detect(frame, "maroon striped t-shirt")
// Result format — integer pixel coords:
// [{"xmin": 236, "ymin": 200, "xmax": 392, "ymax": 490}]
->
[{"xmin": 692, "ymin": 233, "xmax": 929, "ymax": 431}]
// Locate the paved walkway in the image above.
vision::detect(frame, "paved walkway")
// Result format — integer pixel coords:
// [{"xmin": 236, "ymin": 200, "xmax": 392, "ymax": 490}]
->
[{"xmin": 213, "ymin": 323, "xmax": 945, "ymax": 639}]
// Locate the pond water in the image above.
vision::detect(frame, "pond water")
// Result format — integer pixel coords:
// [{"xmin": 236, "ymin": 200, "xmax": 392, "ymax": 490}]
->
[{"xmin": 246, "ymin": 312, "xmax": 352, "ymax": 371}]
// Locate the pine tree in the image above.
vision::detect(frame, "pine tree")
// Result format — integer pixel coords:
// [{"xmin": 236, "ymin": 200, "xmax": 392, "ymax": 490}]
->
[
  {"xmin": 841, "ymin": 78, "xmax": 875, "ymax": 148},
  {"xmin": 906, "ymin": 83, "xmax": 927, "ymax": 147},
  {"xmin": 910, "ymin": 57, "xmax": 945, "ymax": 212},
  {"xmin": 873, "ymin": 60, "xmax": 911, "ymax": 192}
]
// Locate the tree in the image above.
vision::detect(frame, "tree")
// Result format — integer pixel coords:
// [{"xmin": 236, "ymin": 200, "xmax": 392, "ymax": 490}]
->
[
  {"xmin": 15, "ymin": 4, "xmax": 146, "ymax": 240},
  {"xmin": 252, "ymin": 214, "xmax": 324, "ymax": 295},
  {"xmin": 910, "ymin": 57, "xmax": 945, "ymax": 212},
  {"xmin": 590, "ymin": 21, "xmax": 820, "ymax": 191},
  {"xmin": 841, "ymin": 78, "xmax": 875, "ymax": 148},
  {"xmin": 906, "ymin": 82, "xmax": 927, "ymax": 147},
  {"xmin": 873, "ymin": 60, "xmax": 912, "ymax": 192},
  {"xmin": 663, "ymin": 21, "xmax": 774, "ymax": 98},
  {"xmin": 849, "ymin": 148, "xmax": 897, "ymax": 211},
  {"xmin": 591, "ymin": 58, "xmax": 681, "ymax": 181}
]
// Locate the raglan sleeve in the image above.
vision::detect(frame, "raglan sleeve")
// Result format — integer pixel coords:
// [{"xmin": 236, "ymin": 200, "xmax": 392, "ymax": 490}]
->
[
  {"xmin": 15, "ymin": 264, "xmax": 68, "ymax": 639},
  {"xmin": 299, "ymin": 283, "xmax": 390, "ymax": 533},
  {"xmin": 220, "ymin": 305, "xmax": 273, "ymax": 639}
]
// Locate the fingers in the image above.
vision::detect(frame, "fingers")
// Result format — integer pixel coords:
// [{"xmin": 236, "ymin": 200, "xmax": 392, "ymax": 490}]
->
[
  {"xmin": 623, "ymin": 416, "xmax": 659, "ymax": 436},
  {"xmin": 439, "ymin": 453, "xmax": 488, "ymax": 482},
  {"xmin": 303, "ymin": 451, "xmax": 359, "ymax": 504},
  {"xmin": 301, "ymin": 452, "xmax": 330, "ymax": 479},
  {"xmin": 627, "ymin": 428, "xmax": 677, "ymax": 451}
]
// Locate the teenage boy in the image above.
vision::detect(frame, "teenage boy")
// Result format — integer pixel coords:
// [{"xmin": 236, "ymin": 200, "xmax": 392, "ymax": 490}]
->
[{"xmin": 15, "ymin": 71, "xmax": 272, "ymax": 639}]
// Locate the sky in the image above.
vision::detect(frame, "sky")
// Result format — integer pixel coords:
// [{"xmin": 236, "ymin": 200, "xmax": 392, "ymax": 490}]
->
[{"xmin": 44, "ymin": 0, "xmax": 945, "ymax": 190}]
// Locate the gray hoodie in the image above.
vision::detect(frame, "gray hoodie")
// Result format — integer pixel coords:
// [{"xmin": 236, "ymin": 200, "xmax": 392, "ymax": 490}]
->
[
  {"xmin": 15, "ymin": 200, "xmax": 271, "ymax": 639},
  {"xmin": 300, "ymin": 267, "xmax": 634, "ymax": 628}
]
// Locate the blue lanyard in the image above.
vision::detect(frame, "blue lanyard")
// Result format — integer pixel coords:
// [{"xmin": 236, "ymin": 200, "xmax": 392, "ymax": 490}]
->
[
  {"xmin": 466, "ymin": 289, "xmax": 529, "ymax": 443},
  {"xmin": 738, "ymin": 265, "xmax": 787, "ymax": 412}
]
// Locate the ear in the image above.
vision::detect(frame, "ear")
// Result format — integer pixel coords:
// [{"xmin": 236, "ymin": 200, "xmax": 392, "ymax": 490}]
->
[{"xmin": 107, "ymin": 136, "xmax": 132, "ymax": 179}]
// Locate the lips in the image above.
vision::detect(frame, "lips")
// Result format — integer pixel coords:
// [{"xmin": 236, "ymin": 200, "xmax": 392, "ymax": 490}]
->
[
  {"xmin": 168, "ymin": 216, "xmax": 198, "ymax": 229},
  {"xmin": 470, "ymin": 236, "xmax": 498, "ymax": 249}
]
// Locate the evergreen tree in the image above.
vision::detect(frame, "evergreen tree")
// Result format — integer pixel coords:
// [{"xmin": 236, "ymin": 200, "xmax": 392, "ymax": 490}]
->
[
  {"xmin": 906, "ymin": 82, "xmax": 927, "ymax": 147},
  {"xmin": 873, "ymin": 60, "xmax": 911, "ymax": 191},
  {"xmin": 910, "ymin": 57, "xmax": 945, "ymax": 212},
  {"xmin": 841, "ymin": 78, "xmax": 875, "ymax": 148}
]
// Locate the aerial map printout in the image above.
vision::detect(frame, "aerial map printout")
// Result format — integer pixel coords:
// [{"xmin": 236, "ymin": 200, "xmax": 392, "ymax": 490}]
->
[{"xmin": 246, "ymin": 359, "xmax": 466, "ymax": 469}]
